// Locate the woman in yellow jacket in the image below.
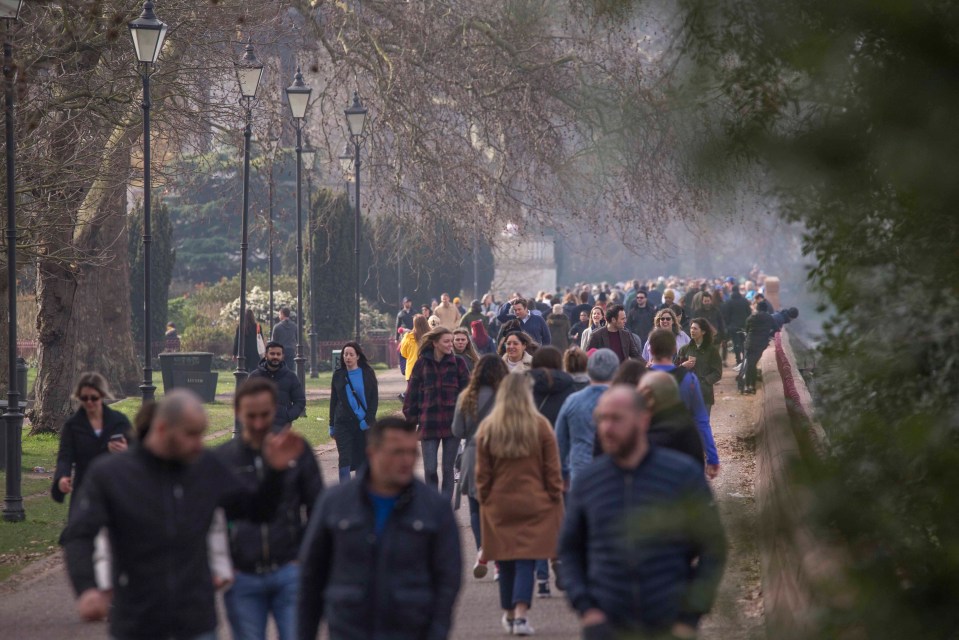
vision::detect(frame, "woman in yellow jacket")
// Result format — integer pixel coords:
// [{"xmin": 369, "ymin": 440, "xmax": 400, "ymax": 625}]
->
[{"xmin": 400, "ymin": 314, "xmax": 430, "ymax": 381}]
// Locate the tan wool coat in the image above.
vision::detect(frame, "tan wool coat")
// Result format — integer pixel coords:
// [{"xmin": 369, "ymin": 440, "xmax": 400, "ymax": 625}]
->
[{"xmin": 476, "ymin": 416, "xmax": 565, "ymax": 560}]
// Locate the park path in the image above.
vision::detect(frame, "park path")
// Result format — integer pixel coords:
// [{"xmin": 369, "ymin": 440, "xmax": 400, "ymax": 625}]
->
[{"xmin": 0, "ymin": 365, "xmax": 762, "ymax": 639}]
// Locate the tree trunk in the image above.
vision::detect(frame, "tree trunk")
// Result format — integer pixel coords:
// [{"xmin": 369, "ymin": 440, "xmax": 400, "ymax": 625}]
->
[{"xmin": 28, "ymin": 124, "xmax": 138, "ymax": 434}]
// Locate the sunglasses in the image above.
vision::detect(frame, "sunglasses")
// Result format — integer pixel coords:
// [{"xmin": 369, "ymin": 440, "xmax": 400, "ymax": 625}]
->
[
  {"xmin": 660, "ymin": 317, "xmax": 673, "ymax": 322},
  {"xmin": 79, "ymin": 395, "xmax": 101, "ymax": 402}
]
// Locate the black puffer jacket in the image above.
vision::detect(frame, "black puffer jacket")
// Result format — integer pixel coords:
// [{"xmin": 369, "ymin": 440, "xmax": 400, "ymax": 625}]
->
[
  {"xmin": 52, "ymin": 406, "xmax": 132, "ymax": 505},
  {"xmin": 744, "ymin": 311, "xmax": 777, "ymax": 351},
  {"xmin": 213, "ymin": 436, "xmax": 323, "ymax": 574},
  {"xmin": 298, "ymin": 466, "xmax": 462, "ymax": 640},
  {"xmin": 529, "ymin": 368, "xmax": 577, "ymax": 427},
  {"xmin": 249, "ymin": 359, "xmax": 306, "ymax": 428},
  {"xmin": 721, "ymin": 292, "xmax": 752, "ymax": 332},
  {"xmin": 62, "ymin": 446, "xmax": 286, "ymax": 639}
]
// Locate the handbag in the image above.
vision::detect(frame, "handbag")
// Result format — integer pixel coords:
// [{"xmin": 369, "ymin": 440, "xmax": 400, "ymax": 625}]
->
[{"xmin": 255, "ymin": 324, "xmax": 266, "ymax": 357}]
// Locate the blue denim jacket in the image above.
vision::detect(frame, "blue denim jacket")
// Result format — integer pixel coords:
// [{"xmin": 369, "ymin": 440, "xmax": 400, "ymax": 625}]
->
[{"xmin": 555, "ymin": 384, "xmax": 609, "ymax": 483}]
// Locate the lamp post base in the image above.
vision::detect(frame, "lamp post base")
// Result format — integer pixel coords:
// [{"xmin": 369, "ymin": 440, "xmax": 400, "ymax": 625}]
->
[
  {"xmin": 294, "ymin": 355, "xmax": 306, "ymax": 386},
  {"xmin": 233, "ymin": 367, "xmax": 248, "ymax": 437},
  {"xmin": 2, "ymin": 407, "xmax": 25, "ymax": 522}
]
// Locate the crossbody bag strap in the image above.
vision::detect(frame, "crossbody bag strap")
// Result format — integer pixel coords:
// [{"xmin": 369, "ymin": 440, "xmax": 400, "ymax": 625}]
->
[{"xmin": 344, "ymin": 372, "xmax": 368, "ymax": 414}]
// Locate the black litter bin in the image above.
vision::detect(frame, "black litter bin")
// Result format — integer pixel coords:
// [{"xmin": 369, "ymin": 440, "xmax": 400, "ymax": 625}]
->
[{"xmin": 159, "ymin": 352, "xmax": 218, "ymax": 402}]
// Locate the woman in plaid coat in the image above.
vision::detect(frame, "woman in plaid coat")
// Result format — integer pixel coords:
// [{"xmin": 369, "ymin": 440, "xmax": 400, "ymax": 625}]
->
[{"xmin": 403, "ymin": 326, "xmax": 471, "ymax": 500}]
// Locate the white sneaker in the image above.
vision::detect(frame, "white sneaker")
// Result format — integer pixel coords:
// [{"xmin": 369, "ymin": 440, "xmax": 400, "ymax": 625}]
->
[
  {"xmin": 512, "ymin": 618, "xmax": 535, "ymax": 636},
  {"xmin": 501, "ymin": 613, "xmax": 514, "ymax": 634}
]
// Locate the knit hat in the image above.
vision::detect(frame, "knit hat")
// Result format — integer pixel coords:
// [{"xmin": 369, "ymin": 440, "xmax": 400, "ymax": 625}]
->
[{"xmin": 587, "ymin": 348, "xmax": 619, "ymax": 383}]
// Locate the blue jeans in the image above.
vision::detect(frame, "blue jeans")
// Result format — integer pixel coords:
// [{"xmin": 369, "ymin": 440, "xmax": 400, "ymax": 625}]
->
[
  {"xmin": 421, "ymin": 436, "xmax": 458, "ymax": 499},
  {"xmin": 224, "ymin": 562, "xmax": 299, "ymax": 640},
  {"xmin": 468, "ymin": 496, "xmax": 481, "ymax": 550},
  {"xmin": 497, "ymin": 559, "xmax": 535, "ymax": 610},
  {"xmin": 535, "ymin": 559, "xmax": 549, "ymax": 582}
]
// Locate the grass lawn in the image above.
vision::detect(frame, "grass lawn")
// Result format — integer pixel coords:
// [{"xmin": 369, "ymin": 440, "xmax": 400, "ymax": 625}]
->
[{"xmin": 0, "ymin": 397, "xmax": 403, "ymax": 582}]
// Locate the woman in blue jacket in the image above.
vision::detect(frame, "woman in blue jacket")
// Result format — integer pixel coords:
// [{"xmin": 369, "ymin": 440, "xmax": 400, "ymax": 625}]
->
[{"xmin": 330, "ymin": 341, "xmax": 379, "ymax": 482}]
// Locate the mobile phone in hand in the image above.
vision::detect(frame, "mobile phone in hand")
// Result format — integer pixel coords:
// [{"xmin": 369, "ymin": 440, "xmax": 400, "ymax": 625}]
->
[{"xmin": 109, "ymin": 434, "xmax": 125, "ymax": 442}]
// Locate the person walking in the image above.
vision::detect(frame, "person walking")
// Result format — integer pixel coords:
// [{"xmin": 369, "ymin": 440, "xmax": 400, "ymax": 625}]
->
[
  {"xmin": 330, "ymin": 341, "xmax": 379, "ymax": 483},
  {"xmin": 563, "ymin": 347, "xmax": 591, "ymax": 391},
  {"xmin": 403, "ymin": 327, "xmax": 471, "ymax": 499},
  {"xmin": 641, "ymin": 308, "xmax": 690, "ymax": 362},
  {"xmin": 647, "ymin": 328, "xmax": 720, "ymax": 479},
  {"xmin": 471, "ymin": 319, "xmax": 498, "ymax": 356},
  {"xmin": 546, "ymin": 304, "xmax": 571, "ymax": 352},
  {"xmin": 434, "ymin": 292, "xmax": 462, "ymax": 328},
  {"xmin": 399, "ymin": 314, "xmax": 430, "ymax": 385},
  {"xmin": 586, "ymin": 305, "xmax": 643, "ymax": 363},
  {"xmin": 452, "ymin": 354, "xmax": 510, "ymax": 578},
  {"xmin": 452, "ymin": 326, "xmax": 481, "ymax": 373},
  {"xmin": 559, "ymin": 386, "xmax": 726, "ymax": 639},
  {"xmin": 249, "ymin": 342, "xmax": 306, "ymax": 431},
  {"xmin": 625, "ymin": 289, "xmax": 656, "ymax": 348},
  {"xmin": 271, "ymin": 307, "xmax": 298, "ymax": 365},
  {"xmin": 297, "ymin": 417, "xmax": 462, "ymax": 640},
  {"xmin": 637, "ymin": 371, "xmax": 706, "ymax": 466},
  {"xmin": 678, "ymin": 318, "xmax": 723, "ymax": 417},
  {"xmin": 476, "ymin": 374, "xmax": 565, "ymax": 636},
  {"xmin": 740, "ymin": 300, "xmax": 777, "ymax": 394},
  {"xmin": 555, "ymin": 349, "xmax": 620, "ymax": 487},
  {"xmin": 497, "ymin": 297, "xmax": 552, "ymax": 347},
  {"xmin": 460, "ymin": 299, "xmax": 487, "ymax": 330},
  {"xmin": 235, "ymin": 308, "xmax": 264, "ymax": 370},
  {"xmin": 722, "ymin": 284, "xmax": 753, "ymax": 365},
  {"xmin": 579, "ymin": 306, "xmax": 605, "ymax": 350},
  {"xmin": 395, "ymin": 297, "xmax": 415, "ymax": 376},
  {"xmin": 52, "ymin": 373, "xmax": 132, "ymax": 512},
  {"xmin": 215, "ymin": 378, "xmax": 324, "ymax": 640},
  {"xmin": 528, "ymin": 345, "xmax": 577, "ymax": 598},
  {"xmin": 501, "ymin": 330, "xmax": 536, "ymax": 373},
  {"xmin": 61, "ymin": 388, "xmax": 306, "ymax": 638},
  {"xmin": 568, "ymin": 310, "xmax": 589, "ymax": 348}
]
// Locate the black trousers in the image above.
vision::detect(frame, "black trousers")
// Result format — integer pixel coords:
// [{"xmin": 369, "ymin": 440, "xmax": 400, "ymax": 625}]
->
[{"xmin": 731, "ymin": 330, "xmax": 746, "ymax": 364}]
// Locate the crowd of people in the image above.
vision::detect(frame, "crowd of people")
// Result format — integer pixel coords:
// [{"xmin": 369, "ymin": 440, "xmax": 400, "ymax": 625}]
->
[{"xmin": 51, "ymin": 272, "xmax": 795, "ymax": 639}]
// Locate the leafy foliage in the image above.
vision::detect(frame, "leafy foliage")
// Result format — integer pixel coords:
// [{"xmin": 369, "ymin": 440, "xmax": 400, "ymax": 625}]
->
[{"xmin": 675, "ymin": 0, "xmax": 959, "ymax": 635}]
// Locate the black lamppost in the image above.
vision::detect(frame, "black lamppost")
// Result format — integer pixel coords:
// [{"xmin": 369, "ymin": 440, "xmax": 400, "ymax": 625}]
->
[
  {"xmin": 285, "ymin": 68, "xmax": 311, "ymax": 385},
  {"xmin": 265, "ymin": 134, "xmax": 280, "ymax": 327},
  {"xmin": 232, "ymin": 40, "xmax": 263, "ymax": 436},
  {"xmin": 344, "ymin": 92, "xmax": 369, "ymax": 345},
  {"xmin": 129, "ymin": 0, "xmax": 168, "ymax": 404},
  {"xmin": 1, "ymin": 0, "xmax": 24, "ymax": 523},
  {"xmin": 301, "ymin": 140, "xmax": 318, "ymax": 378}
]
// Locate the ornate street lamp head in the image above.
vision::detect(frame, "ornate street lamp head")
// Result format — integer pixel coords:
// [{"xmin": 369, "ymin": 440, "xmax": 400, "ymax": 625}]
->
[
  {"xmin": 344, "ymin": 91, "xmax": 368, "ymax": 138},
  {"xmin": 235, "ymin": 39, "xmax": 264, "ymax": 100},
  {"xmin": 128, "ymin": 1, "xmax": 168, "ymax": 65},
  {"xmin": 285, "ymin": 67, "xmax": 312, "ymax": 120}
]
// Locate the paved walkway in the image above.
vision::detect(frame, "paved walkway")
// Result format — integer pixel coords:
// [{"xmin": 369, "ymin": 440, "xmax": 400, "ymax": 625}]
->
[{"xmin": 0, "ymin": 365, "xmax": 761, "ymax": 639}]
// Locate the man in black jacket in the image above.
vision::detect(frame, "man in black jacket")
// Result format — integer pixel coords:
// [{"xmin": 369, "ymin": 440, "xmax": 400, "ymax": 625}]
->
[
  {"xmin": 250, "ymin": 342, "xmax": 306, "ymax": 430},
  {"xmin": 721, "ymin": 285, "xmax": 753, "ymax": 365},
  {"xmin": 216, "ymin": 377, "xmax": 323, "ymax": 640},
  {"xmin": 638, "ymin": 372, "xmax": 706, "ymax": 467},
  {"xmin": 626, "ymin": 290, "xmax": 656, "ymax": 347},
  {"xmin": 61, "ymin": 387, "xmax": 305, "ymax": 639},
  {"xmin": 587, "ymin": 305, "xmax": 643, "ymax": 363},
  {"xmin": 298, "ymin": 416, "xmax": 462, "ymax": 640},
  {"xmin": 559, "ymin": 385, "xmax": 725, "ymax": 639}
]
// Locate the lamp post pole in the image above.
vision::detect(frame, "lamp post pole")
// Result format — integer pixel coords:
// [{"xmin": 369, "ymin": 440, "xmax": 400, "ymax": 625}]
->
[
  {"xmin": 232, "ymin": 41, "xmax": 263, "ymax": 436},
  {"xmin": 267, "ymin": 136, "xmax": 279, "ymax": 328},
  {"xmin": 285, "ymin": 68, "xmax": 311, "ymax": 386},
  {"xmin": 129, "ymin": 1, "xmax": 168, "ymax": 404},
  {"xmin": 344, "ymin": 92, "xmax": 368, "ymax": 345},
  {"xmin": 2, "ymin": 2, "xmax": 24, "ymax": 523},
  {"xmin": 306, "ymin": 170, "xmax": 318, "ymax": 378}
]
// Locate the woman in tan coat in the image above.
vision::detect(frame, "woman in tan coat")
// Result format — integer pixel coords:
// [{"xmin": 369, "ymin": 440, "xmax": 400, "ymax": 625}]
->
[{"xmin": 476, "ymin": 373, "xmax": 565, "ymax": 636}]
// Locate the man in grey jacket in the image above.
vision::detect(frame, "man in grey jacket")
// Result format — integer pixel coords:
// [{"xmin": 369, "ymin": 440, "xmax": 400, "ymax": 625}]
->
[{"xmin": 271, "ymin": 307, "xmax": 298, "ymax": 365}]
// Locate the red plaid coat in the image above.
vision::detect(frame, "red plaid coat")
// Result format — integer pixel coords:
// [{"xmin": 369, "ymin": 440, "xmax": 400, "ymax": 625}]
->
[{"xmin": 403, "ymin": 347, "xmax": 471, "ymax": 440}]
